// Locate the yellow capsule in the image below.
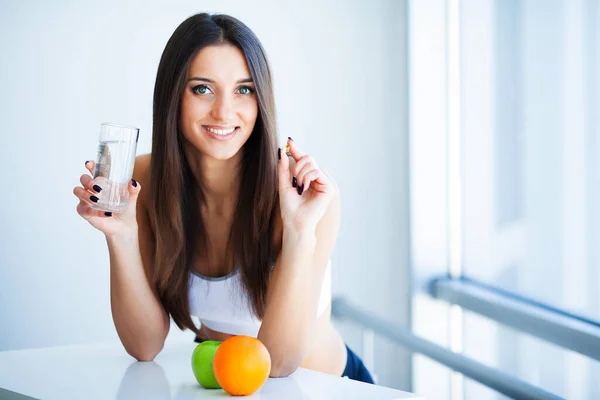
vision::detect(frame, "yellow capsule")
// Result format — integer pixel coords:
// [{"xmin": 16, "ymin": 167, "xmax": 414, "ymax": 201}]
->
[{"xmin": 283, "ymin": 143, "xmax": 291, "ymax": 154}]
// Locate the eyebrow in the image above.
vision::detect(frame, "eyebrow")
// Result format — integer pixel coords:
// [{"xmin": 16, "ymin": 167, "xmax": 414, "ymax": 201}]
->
[{"xmin": 188, "ymin": 77, "xmax": 254, "ymax": 84}]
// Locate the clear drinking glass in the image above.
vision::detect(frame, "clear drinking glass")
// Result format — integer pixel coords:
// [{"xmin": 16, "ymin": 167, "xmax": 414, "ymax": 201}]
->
[{"xmin": 90, "ymin": 123, "xmax": 139, "ymax": 213}]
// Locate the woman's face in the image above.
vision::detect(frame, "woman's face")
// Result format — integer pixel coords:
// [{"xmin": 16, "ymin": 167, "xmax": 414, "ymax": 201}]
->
[{"xmin": 180, "ymin": 44, "xmax": 258, "ymax": 161}]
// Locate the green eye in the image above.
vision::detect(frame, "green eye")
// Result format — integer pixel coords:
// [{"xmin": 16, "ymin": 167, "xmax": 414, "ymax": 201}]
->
[
  {"xmin": 192, "ymin": 85, "xmax": 211, "ymax": 95},
  {"xmin": 239, "ymin": 86, "xmax": 254, "ymax": 95}
]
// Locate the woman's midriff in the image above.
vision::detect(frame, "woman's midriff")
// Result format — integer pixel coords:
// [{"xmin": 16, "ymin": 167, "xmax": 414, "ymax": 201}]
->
[{"xmin": 196, "ymin": 305, "xmax": 347, "ymax": 377}]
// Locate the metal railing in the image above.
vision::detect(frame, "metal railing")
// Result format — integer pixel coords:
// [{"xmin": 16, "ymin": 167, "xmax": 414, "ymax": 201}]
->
[
  {"xmin": 429, "ymin": 276, "xmax": 600, "ymax": 363},
  {"xmin": 331, "ymin": 297, "xmax": 564, "ymax": 400}
]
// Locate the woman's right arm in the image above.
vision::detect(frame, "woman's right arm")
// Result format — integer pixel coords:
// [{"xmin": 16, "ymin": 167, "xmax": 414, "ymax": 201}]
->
[
  {"xmin": 74, "ymin": 155, "xmax": 169, "ymax": 361},
  {"xmin": 107, "ymin": 186, "xmax": 170, "ymax": 361}
]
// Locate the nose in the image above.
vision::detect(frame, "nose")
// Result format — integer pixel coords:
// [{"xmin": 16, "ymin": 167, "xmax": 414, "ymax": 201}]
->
[{"xmin": 210, "ymin": 93, "xmax": 236, "ymax": 123}]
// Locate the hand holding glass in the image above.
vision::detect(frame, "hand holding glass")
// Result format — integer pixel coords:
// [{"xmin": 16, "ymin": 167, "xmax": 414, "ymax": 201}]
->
[{"xmin": 90, "ymin": 123, "xmax": 139, "ymax": 213}]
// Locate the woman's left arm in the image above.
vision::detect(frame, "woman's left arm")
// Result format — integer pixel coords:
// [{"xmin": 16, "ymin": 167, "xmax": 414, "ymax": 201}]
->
[{"xmin": 258, "ymin": 139, "xmax": 341, "ymax": 377}]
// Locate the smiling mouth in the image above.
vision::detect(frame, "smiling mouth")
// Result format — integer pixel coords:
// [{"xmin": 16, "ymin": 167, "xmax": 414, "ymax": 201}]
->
[
  {"xmin": 201, "ymin": 125, "xmax": 240, "ymax": 140},
  {"xmin": 203, "ymin": 126, "xmax": 239, "ymax": 136}
]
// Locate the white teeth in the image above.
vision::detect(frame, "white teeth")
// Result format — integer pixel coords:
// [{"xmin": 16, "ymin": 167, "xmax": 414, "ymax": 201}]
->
[{"xmin": 205, "ymin": 126, "xmax": 236, "ymax": 135}]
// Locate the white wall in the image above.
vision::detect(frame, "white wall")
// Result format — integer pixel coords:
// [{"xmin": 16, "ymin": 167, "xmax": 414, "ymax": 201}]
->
[{"xmin": 0, "ymin": 0, "xmax": 411, "ymax": 391}]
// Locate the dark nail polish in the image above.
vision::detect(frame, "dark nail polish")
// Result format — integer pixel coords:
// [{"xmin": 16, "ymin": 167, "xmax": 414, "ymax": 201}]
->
[
  {"xmin": 90, "ymin": 195, "xmax": 99, "ymax": 203},
  {"xmin": 292, "ymin": 177, "xmax": 297, "ymax": 187},
  {"xmin": 104, "ymin": 212, "xmax": 112, "ymax": 217},
  {"xmin": 85, "ymin": 160, "xmax": 90, "ymax": 165},
  {"xmin": 288, "ymin": 137, "xmax": 294, "ymax": 142},
  {"xmin": 278, "ymin": 148, "xmax": 281, "ymax": 160},
  {"xmin": 131, "ymin": 179, "xmax": 137, "ymax": 187},
  {"xmin": 297, "ymin": 184, "xmax": 304, "ymax": 195},
  {"xmin": 93, "ymin": 184, "xmax": 102, "ymax": 193}
]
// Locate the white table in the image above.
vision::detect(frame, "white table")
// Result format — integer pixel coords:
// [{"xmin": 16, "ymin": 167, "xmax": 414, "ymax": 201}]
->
[{"xmin": 0, "ymin": 340, "xmax": 423, "ymax": 399}]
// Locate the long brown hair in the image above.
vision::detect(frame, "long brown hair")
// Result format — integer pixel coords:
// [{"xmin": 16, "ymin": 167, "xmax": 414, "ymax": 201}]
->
[{"xmin": 148, "ymin": 13, "xmax": 278, "ymax": 334}]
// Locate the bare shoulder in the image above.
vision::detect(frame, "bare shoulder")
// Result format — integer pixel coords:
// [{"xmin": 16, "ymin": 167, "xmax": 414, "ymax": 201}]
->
[
  {"xmin": 132, "ymin": 153, "xmax": 154, "ymax": 242},
  {"xmin": 133, "ymin": 153, "xmax": 151, "ymax": 185},
  {"xmin": 132, "ymin": 154, "xmax": 157, "ymax": 280},
  {"xmin": 132, "ymin": 154, "xmax": 151, "ymax": 206}
]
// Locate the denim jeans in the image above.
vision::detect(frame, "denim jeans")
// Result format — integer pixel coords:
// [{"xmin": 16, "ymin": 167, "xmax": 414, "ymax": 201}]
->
[{"xmin": 341, "ymin": 344, "xmax": 375, "ymax": 384}]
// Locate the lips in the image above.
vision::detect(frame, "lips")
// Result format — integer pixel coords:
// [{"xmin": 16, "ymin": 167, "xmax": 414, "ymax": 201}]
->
[
  {"xmin": 202, "ymin": 125, "xmax": 239, "ymax": 140},
  {"xmin": 204, "ymin": 126, "xmax": 237, "ymax": 135}
]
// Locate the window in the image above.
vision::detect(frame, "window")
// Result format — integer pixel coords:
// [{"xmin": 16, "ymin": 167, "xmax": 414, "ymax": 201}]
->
[
  {"xmin": 461, "ymin": 0, "xmax": 600, "ymax": 323},
  {"xmin": 410, "ymin": 0, "xmax": 600, "ymax": 399}
]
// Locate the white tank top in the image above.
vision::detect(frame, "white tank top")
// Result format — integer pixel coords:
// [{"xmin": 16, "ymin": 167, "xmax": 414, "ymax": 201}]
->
[{"xmin": 188, "ymin": 259, "xmax": 332, "ymax": 337}]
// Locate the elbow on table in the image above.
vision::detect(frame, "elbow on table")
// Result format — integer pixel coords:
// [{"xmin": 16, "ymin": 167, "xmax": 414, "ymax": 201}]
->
[
  {"xmin": 127, "ymin": 343, "xmax": 164, "ymax": 362},
  {"xmin": 269, "ymin": 358, "xmax": 300, "ymax": 378},
  {"xmin": 133, "ymin": 353, "xmax": 157, "ymax": 362}
]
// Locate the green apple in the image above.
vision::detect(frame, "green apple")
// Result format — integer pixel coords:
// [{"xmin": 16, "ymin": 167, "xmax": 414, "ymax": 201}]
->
[{"xmin": 191, "ymin": 340, "xmax": 222, "ymax": 389}]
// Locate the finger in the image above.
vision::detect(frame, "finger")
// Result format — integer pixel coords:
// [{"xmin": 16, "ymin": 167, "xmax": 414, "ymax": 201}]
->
[
  {"xmin": 76, "ymin": 199, "xmax": 113, "ymax": 220},
  {"xmin": 85, "ymin": 160, "xmax": 95, "ymax": 175},
  {"xmin": 302, "ymin": 169, "xmax": 330, "ymax": 194},
  {"xmin": 295, "ymin": 160, "xmax": 316, "ymax": 192},
  {"xmin": 73, "ymin": 186, "xmax": 101, "ymax": 206},
  {"xmin": 297, "ymin": 163, "xmax": 319, "ymax": 194},
  {"xmin": 287, "ymin": 138, "xmax": 305, "ymax": 162},
  {"xmin": 293, "ymin": 155, "xmax": 317, "ymax": 178},
  {"xmin": 125, "ymin": 178, "xmax": 142, "ymax": 215},
  {"xmin": 80, "ymin": 174, "xmax": 103, "ymax": 195},
  {"xmin": 277, "ymin": 147, "xmax": 291, "ymax": 191}
]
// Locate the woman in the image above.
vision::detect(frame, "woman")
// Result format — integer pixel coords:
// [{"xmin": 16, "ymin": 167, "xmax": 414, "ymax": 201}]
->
[{"xmin": 73, "ymin": 13, "xmax": 374, "ymax": 384}]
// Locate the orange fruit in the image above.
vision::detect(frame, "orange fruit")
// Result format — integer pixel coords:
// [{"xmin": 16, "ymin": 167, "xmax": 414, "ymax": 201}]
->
[{"xmin": 213, "ymin": 335, "xmax": 271, "ymax": 396}]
